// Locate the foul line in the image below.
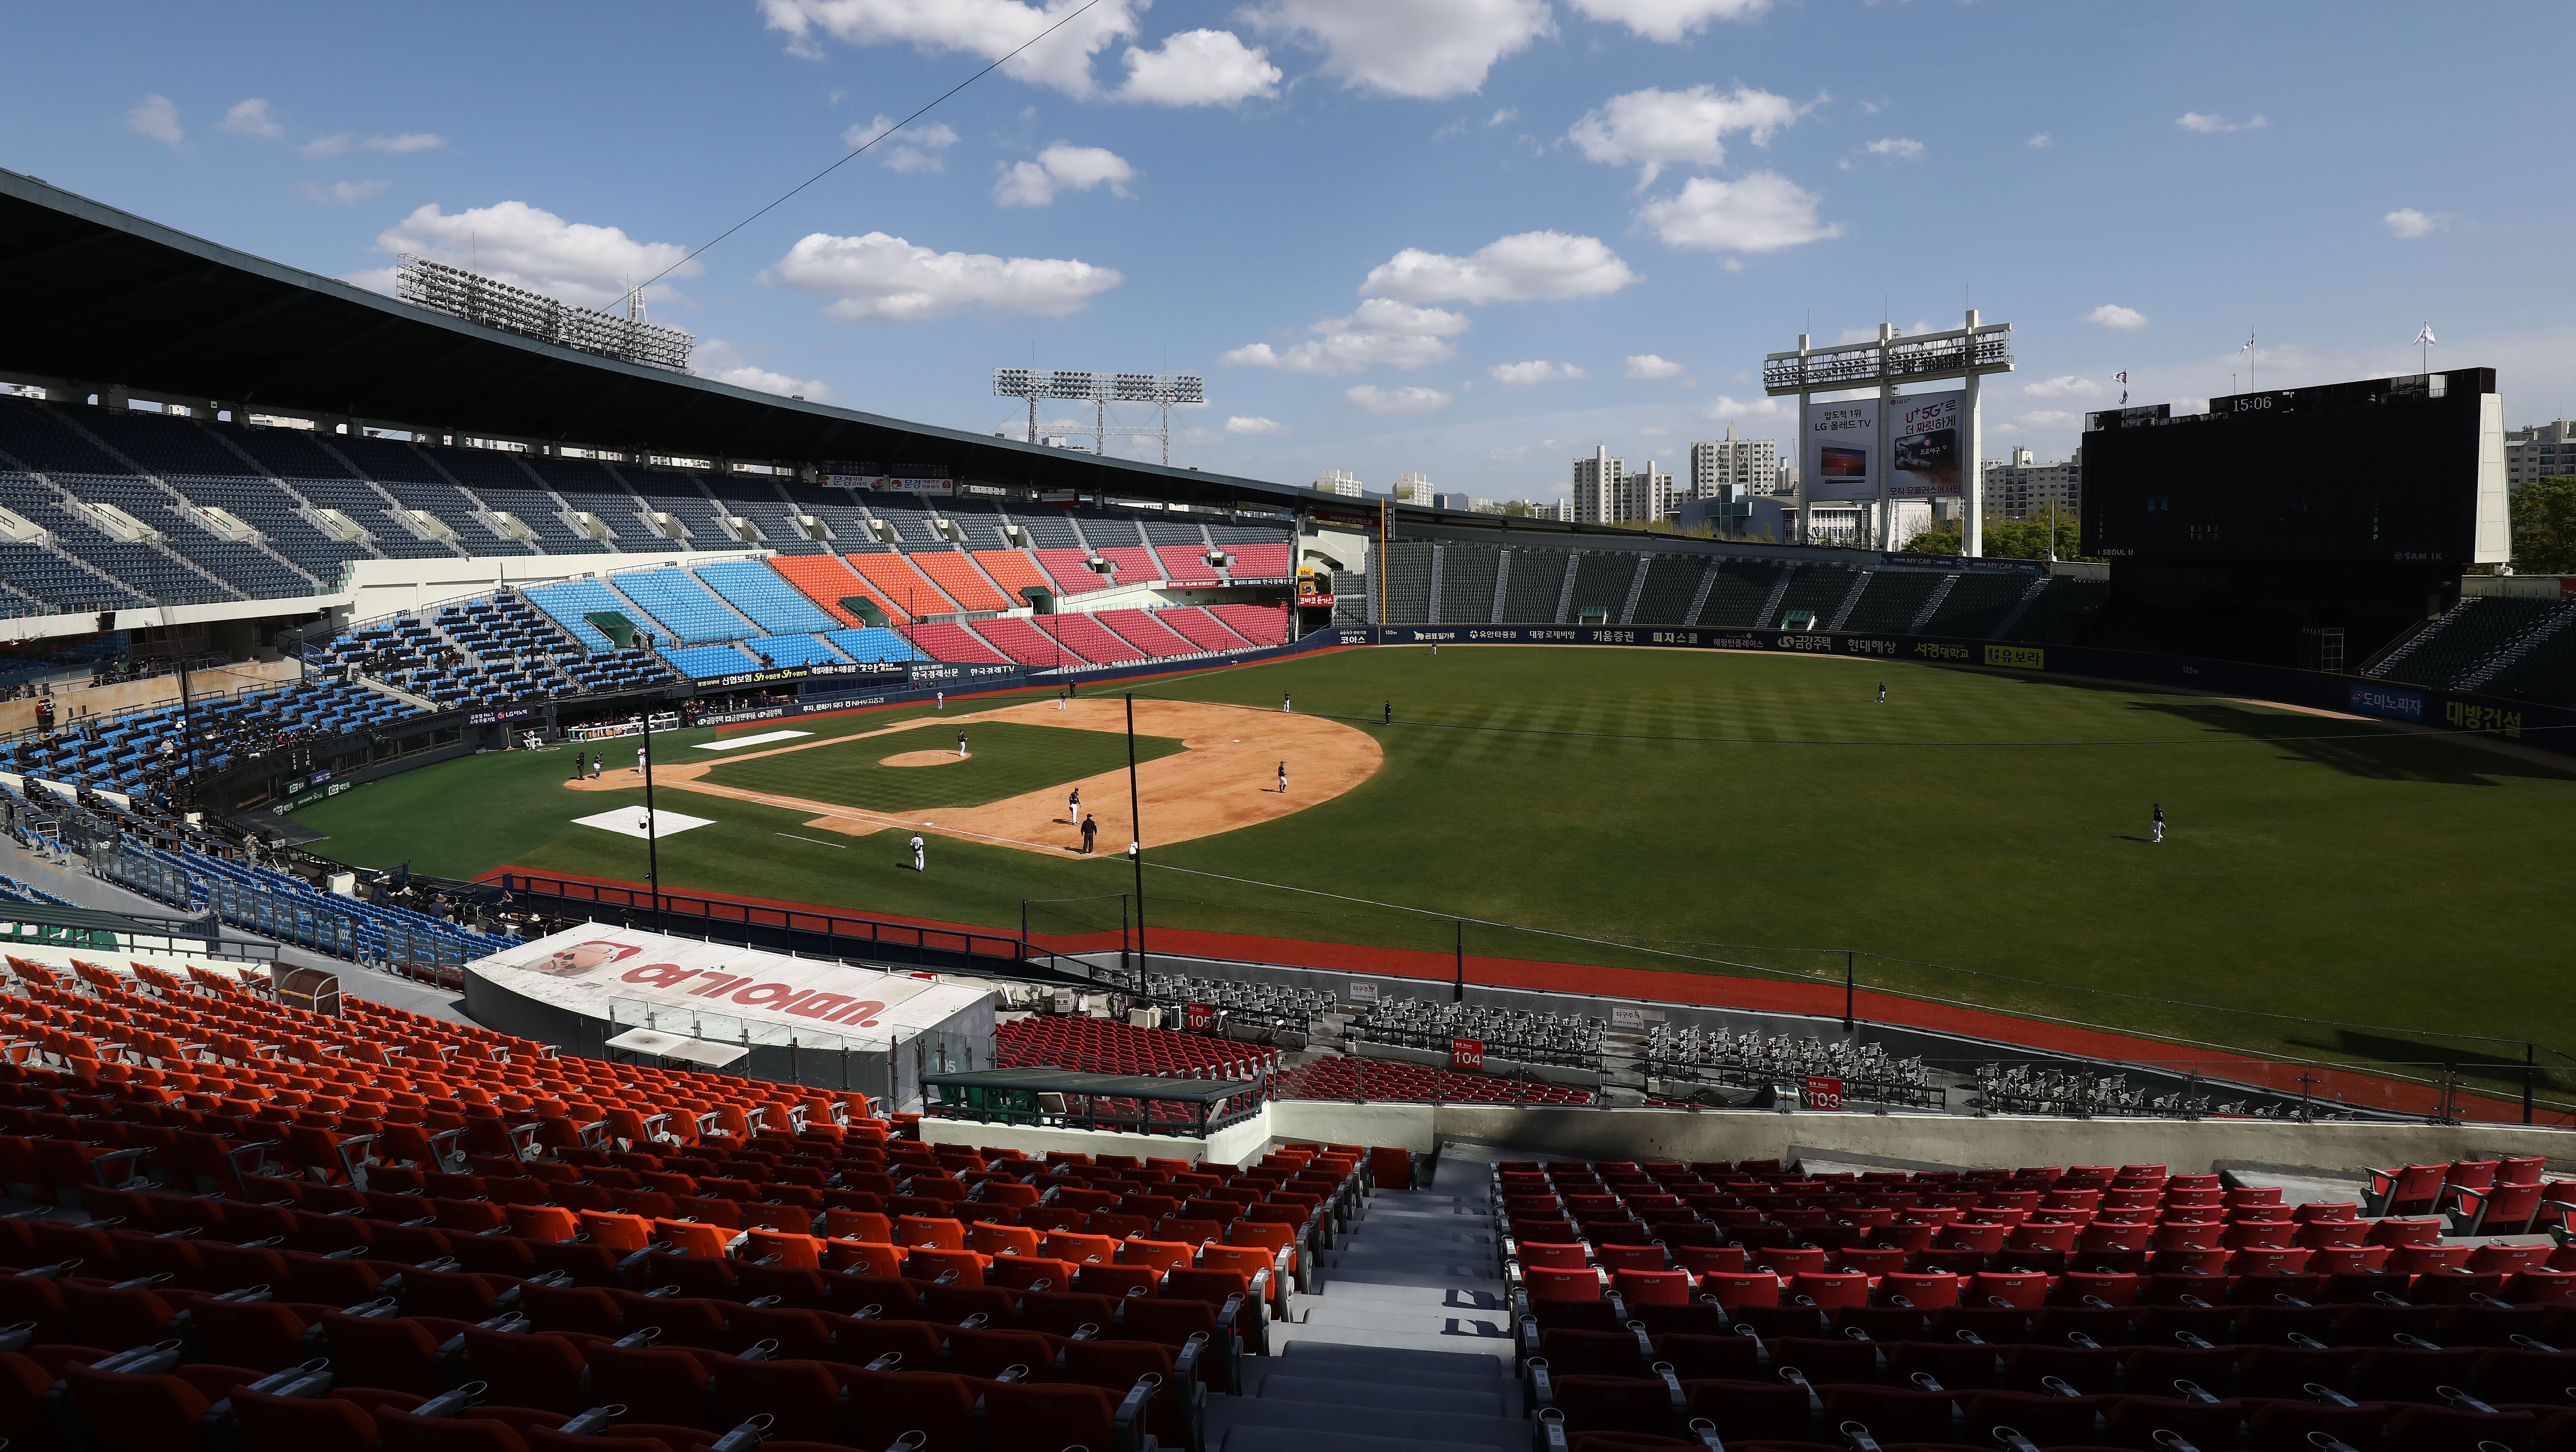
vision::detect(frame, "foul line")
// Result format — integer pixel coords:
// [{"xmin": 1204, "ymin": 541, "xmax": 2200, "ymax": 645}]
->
[{"xmin": 774, "ymin": 833, "xmax": 847, "ymax": 850}]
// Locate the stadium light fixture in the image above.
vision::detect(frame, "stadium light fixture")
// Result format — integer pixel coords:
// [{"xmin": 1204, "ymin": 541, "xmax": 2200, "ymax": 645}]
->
[
  {"xmin": 396, "ymin": 255, "xmax": 695, "ymax": 373},
  {"xmin": 991, "ymin": 368, "xmax": 1207, "ymax": 465},
  {"xmin": 1763, "ymin": 312, "xmax": 2013, "ymax": 556}
]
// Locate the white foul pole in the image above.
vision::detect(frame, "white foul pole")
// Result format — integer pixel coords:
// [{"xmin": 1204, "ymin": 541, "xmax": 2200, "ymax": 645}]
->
[
  {"xmin": 1796, "ymin": 332, "xmax": 1812, "ymax": 545},
  {"xmin": 1963, "ymin": 307, "xmax": 1984, "ymax": 559},
  {"xmin": 1875, "ymin": 322, "xmax": 1895, "ymax": 550}
]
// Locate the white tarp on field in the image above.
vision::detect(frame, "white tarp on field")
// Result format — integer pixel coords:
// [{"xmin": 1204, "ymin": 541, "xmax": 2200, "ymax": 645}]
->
[{"xmin": 465, "ymin": 923, "xmax": 992, "ymax": 1049}]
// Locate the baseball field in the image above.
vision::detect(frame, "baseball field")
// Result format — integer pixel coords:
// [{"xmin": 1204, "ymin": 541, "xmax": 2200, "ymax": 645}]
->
[{"xmin": 296, "ymin": 645, "xmax": 2576, "ymax": 1088}]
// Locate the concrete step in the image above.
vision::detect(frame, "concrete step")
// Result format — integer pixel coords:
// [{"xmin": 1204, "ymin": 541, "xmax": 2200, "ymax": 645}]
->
[
  {"xmin": 1318, "ymin": 1268, "xmax": 1508, "ymax": 1291},
  {"xmin": 1280, "ymin": 1340, "xmax": 1505, "ymax": 1379},
  {"xmin": 1298, "ymin": 1281, "xmax": 1510, "ymax": 1312},
  {"xmin": 1220, "ymin": 1426, "xmax": 1501, "ymax": 1452},
  {"xmin": 1212, "ymin": 1398, "xmax": 1527, "ymax": 1452},
  {"xmin": 1244, "ymin": 1358, "xmax": 1498, "ymax": 1395},
  {"xmin": 1256, "ymin": 1375, "xmax": 1504, "ymax": 1416},
  {"xmin": 1296, "ymin": 1301, "xmax": 1514, "ymax": 1337},
  {"xmin": 1272, "ymin": 1325, "xmax": 1520, "ymax": 1362}
]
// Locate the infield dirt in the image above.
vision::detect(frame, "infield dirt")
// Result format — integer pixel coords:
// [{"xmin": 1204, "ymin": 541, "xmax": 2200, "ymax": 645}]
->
[{"xmin": 565, "ymin": 696, "xmax": 1381, "ymax": 856}]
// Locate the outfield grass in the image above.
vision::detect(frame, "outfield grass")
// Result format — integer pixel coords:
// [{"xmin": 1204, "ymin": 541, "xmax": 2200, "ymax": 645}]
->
[
  {"xmin": 296, "ymin": 648, "xmax": 2576, "ymax": 1081},
  {"xmin": 703, "ymin": 720, "xmax": 1184, "ymax": 812}
]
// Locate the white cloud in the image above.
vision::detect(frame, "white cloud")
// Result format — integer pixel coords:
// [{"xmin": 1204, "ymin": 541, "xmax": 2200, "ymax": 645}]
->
[
  {"xmin": 1488, "ymin": 360, "xmax": 1586, "ymax": 386},
  {"xmin": 2177, "ymin": 112, "xmax": 2266, "ymax": 134},
  {"xmin": 992, "ymin": 143, "xmax": 1136, "ymax": 207},
  {"xmin": 1119, "ymin": 30, "xmax": 1281, "ymax": 105},
  {"xmin": 768, "ymin": 230, "xmax": 1122, "ymax": 321},
  {"xmin": 2085, "ymin": 303, "xmax": 2149, "ymax": 331},
  {"xmin": 126, "ymin": 95, "xmax": 182, "ymax": 148},
  {"xmin": 2027, "ymin": 132, "xmax": 2051, "ymax": 148},
  {"xmin": 1488, "ymin": 107, "xmax": 1517, "ymax": 126},
  {"xmin": 2023, "ymin": 376, "xmax": 2101, "ymax": 399},
  {"xmin": 846, "ymin": 116, "xmax": 959, "ymax": 172},
  {"xmin": 697, "ymin": 340, "xmax": 834, "ymax": 401},
  {"xmin": 1221, "ymin": 298, "xmax": 1470, "ymax": 375},
  {"xmin": 1568, "ymin": 84, "xmax": 1802, "ymax": 184},
  {"xmin": 1361, "ymin": 231, "xmax": 1636, "ymax": 304},
  {"xmin": 1864, "ymin": 136, "xmax": 1924, "ymax": 160},
  {"xmin": 1243, "ymin": 0, "xmax": 1553, "ymax": 100},
  {"xmin": 1704, "ymin": 394, "xmax": 1788, "ymax": 421},
  {"xmin": 1563, "ymin": 0, "xmax": 1769, "ymax": 43},
  {"xmin": 1637, "ymin": 172, "xmax": 1840, "ymax": 254},
  {"xmin": 2384, "ymin": 207, "xmax": 2441, "ymax": 239},
  {"xmin": 1346, "ymin": 384, "xmax": 1454, "ymax": 415},
  {"xmin": 2011, "ymin": 409, "xmax": 2078, "ymax": 431},
  {"xmin": 758, "ymin": 0, "xmax": 1143, "ymax": 98},
  {"xmin": 1625, "ymin": 353, "xmax": 1686, "ymax": 379},
  {"xmin": 1225, "ymin": 416, "xmax": 1291, "ymax": 435},
  {"xmin": 375, "ymin": 201, "xmax": 701, "ymax": 310},
  {"xmin": 303, "ymin": 179, "xmax": 389, "ymax": 207},
  {"xmin": 312, "ymin": 131, "xmax": 444, "ymax": 156},
  {"xmin": 222, "ymin": 99, "xmax": 283, "ymax": 140}
]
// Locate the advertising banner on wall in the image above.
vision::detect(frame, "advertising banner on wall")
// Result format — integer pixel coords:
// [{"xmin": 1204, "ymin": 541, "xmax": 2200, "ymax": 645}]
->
[
  {"xmin": 1888, "ymin": 389, "xmax": 1965, "ymax": 499},
  {"xmin": 1802, "ymin": 400, "xmax": 1877, "ymax": 502}
]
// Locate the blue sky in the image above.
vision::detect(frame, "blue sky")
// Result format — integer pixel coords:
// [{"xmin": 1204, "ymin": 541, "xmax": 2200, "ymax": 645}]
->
[{"xmin": 9, "ymin": 2, "xmax": 2571, "ymax": 502}]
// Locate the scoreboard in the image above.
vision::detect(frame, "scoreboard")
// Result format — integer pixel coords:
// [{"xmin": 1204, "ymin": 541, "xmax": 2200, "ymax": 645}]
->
[{"xmin": 2081, "ymin": 369, "xmax": 2504, "ymax": 564}]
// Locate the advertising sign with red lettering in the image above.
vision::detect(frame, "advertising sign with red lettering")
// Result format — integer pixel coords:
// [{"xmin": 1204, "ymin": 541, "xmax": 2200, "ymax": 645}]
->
[
  {"xmin": 1802, "ymin": 1075, "xmax": 1845, "ymax": 1110},
  {"xmin": 1451, "ymin": 1037, "xmax": 1485, "ymax": 1071},
  {"xmin": 468, "ymin": 924, "xmax": 992, "ymax": 1046},
  {"xmin": 1184, "ymin": 1003, "xmax": 1216, "ymax": 1032}
]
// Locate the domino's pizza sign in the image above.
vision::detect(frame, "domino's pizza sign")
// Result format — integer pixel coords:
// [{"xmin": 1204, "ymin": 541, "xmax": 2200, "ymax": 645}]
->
[{"xmin": 2346, "ymin": 683, "xmax": 2425, "ymax": 722}]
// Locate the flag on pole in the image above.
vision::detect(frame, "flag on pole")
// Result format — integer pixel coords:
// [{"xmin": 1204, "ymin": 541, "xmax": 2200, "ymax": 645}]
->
[{"xmin": 2415, "ymin": 324, "xmax": 2436, "ymax": 347}]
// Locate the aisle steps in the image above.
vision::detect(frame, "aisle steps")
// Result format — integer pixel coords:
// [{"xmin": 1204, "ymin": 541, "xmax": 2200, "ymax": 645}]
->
[{"xmin": 1212, "ymin": 1153, "xmax": 1522, "ymax": 1452}]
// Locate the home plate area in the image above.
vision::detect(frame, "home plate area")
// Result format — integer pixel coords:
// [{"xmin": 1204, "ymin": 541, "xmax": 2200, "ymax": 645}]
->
[{"xmin": 573, "ymin": 805, "xmax": 716, "ymax": 839}]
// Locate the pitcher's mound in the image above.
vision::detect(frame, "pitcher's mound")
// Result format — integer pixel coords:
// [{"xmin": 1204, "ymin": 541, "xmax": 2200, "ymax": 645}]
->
[{"xmin": 882, "ymin": 750, "xmax": 969, "ymax": 767}]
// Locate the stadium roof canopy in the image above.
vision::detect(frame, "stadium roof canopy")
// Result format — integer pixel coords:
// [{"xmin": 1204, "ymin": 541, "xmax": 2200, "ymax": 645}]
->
[{"xmin": 0, "ymin": 168, "xmax": 1344, "ymax": 514}]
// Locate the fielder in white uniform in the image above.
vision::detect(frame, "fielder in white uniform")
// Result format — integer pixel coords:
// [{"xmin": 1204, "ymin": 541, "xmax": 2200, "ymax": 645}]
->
[{"xmin": 910, "ymin": 833, "xmax": 926, "ymax": 871}]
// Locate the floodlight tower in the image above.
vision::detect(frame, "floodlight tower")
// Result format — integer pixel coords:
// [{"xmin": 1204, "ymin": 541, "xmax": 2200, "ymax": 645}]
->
[{"xmin": 992, "ymin": 368, "xmax": 1205, "ymax": 465}]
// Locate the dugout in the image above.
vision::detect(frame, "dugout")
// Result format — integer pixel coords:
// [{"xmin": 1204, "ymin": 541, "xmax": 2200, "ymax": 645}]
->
[{"xmin": 463, "ymin": 925, "xmax": 996, "ymax": 1111}]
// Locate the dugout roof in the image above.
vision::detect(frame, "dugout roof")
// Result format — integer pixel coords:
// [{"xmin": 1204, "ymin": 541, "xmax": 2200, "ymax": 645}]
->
[{"xmin": 0, "ymin": 168, "xmax": 1333, "ymax": 513}]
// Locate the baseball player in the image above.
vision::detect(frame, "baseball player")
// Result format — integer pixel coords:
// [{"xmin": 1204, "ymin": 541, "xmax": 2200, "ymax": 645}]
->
[
  {"xmin": 936, "ymin": 691, "xmax": 945, "ymax": 712},
  {"xmin": 2151, "ymin": 803, "xmax": 2165, "ymax": 844},
  {"xmin": 1058, "ymin": 685, "xmax": 1071, "ymax": 711},
  {"xmin": 910, "ymin": 833, "xmax": 926, "ymax": 871},
  {"xmin": 590, "ymin": 754, "xmax": 603, "ymax": 780},
  {"xmin": 634, "ymin": 742, "xmax": 647, "ymax": 775},
  {"xmin": 569, "ymin": 753, "xmax": 585, "ymax": 782},
  {"xmin": 956, "ymin": 730, "xmax": 968, "ymax": 757},
  {"xmin": 1067, "ymin": 784, "xmax": 1081, "ymax": 823},
  {"xmin": 1281, "ymin": 691, "xmax": 1291, "ymax": 713},
  {"xmin": 1876, "ymin": 682, "xmax": 1887, "ymax": 705},
  {"xmin": 1277, "ymin": 760, "xmax": 1288, "ymax": 794},
  {"xmin": 1383, "ymin": 700, "xmax": 1392, "ymax": 724}
]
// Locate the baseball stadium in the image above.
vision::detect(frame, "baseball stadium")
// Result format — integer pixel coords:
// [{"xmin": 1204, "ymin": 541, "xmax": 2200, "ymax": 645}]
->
[{"xmin": 8, "ymin": 159, "xmax": 2576, "ymax": 1452}]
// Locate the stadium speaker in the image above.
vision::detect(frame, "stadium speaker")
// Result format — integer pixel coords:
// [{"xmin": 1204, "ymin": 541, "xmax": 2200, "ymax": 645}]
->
[{"xmin": 96, "ymin": 611, "xmax": 117, "ymax": 633}]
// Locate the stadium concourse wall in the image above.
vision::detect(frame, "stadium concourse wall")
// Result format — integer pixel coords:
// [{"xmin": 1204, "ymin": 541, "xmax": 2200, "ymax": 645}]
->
[
  {"xmin": 1270, "ymin": 1100, "xmax": 2576, "ymax": 1173},
  {"xmin": 1368, "ymin": 622, "xmax": 2576, "ymax": 760}
]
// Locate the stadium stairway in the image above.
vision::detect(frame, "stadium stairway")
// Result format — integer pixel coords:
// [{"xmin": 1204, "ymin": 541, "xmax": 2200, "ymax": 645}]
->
[{"xmin": 1213, "ymin": 1149, "xmax": 1521, "ymax": 1452}]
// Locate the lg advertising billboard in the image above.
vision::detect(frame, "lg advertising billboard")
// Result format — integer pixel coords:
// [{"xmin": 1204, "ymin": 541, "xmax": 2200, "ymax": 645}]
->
[{"xmin": 1801, "ymin": 388, "xmax": 1964, "ymax": 502}]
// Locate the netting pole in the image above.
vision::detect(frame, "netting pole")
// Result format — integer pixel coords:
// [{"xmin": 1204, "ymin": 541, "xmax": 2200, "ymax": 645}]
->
[
  {"xmin": 2527, "ymin": 1043, "xmax": 2537, "ymax": 1126},
  {"xmin": 1453, "ymin": 920, "xmax": 1465, "ymax": 1004}
]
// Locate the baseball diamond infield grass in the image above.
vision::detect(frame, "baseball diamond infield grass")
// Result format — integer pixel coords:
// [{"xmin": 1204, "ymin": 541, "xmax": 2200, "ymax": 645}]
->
[
  {"xmin": 702, "ymin": 720, "xmax": 1186, "ymax": 813},
  {"xmin": 295, "ymin": 647, "xmax": 2576, "ymax": 1089}
]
